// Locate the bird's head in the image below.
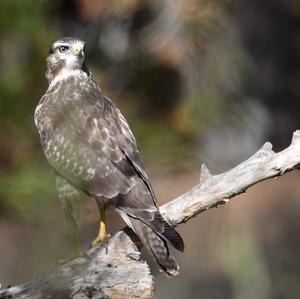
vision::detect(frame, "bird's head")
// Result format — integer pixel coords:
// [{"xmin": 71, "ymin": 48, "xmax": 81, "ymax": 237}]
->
[{"xmin": 46, "ymin": 37, "xmax": 88, "ymax": 83}]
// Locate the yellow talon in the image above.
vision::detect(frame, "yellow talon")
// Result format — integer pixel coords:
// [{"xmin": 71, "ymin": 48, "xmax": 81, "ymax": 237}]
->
[{"xmin": 92, "ymin": 204, "xmax": 107, "ymax": 246}]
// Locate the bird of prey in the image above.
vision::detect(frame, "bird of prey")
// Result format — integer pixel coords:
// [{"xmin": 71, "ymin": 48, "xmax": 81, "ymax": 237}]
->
[{"xmin": 34, "ymin": 37, "xmax": 184, "ymax": 276}]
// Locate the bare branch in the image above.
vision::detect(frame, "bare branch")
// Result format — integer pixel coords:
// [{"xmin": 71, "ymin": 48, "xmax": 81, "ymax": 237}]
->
[
  {"xmin": 1, "ymin": 130, "xmax": 300, "ymax": 299},
  {"xmin": 161, "ymin": 130, "xmax": 300, "ymax": 226}
]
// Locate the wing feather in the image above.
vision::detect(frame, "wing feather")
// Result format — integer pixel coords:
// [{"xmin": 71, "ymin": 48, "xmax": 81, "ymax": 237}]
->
[
  {"xmin": 36, "ymin": 75, "xmax": 156, "ymax": 210},
  {"xmin": 35, "ymin": 72, "xmax": 184, "ymax": 275}
]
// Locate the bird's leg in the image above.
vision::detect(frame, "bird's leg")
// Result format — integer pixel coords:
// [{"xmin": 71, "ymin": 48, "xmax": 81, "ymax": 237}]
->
[{"xmin": 92, "ymin": 204, "xmax": 107, "ymax": 246}]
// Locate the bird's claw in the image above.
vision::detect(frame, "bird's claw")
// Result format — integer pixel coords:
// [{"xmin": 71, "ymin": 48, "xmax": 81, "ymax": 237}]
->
[{"xmin": 90, "ymin": 233, "xmax": 111, "ymax": 253}]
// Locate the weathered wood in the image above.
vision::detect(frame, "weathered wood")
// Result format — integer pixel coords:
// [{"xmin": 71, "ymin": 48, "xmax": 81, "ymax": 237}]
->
[
  {"xmin": 0, "ymin": 231, "xmax": 153, "ymax": 299},
  {"xmin": 1, "ymin": 130, "xmax": 300, "ymax": 298},
  {"xmin": 161, "ymin": 130, "xmax": 300, "ymax": 226}
]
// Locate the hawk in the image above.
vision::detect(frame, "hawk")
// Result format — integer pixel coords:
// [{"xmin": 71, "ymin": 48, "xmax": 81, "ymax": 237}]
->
[{"xmin": 34, "ymin": 37, "xmax": 184, "ymax": 276}]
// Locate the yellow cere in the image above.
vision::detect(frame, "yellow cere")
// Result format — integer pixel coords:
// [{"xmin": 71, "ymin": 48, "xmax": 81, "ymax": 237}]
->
[{"xmin": 74, "ymin": 42, "xmax": 84, "ymax": 54}]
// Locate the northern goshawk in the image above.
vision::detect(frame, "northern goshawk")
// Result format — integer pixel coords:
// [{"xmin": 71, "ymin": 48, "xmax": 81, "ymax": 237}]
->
[{"xmin": 34, "ymin": 37, "xmax": 184, "ymax": 275}]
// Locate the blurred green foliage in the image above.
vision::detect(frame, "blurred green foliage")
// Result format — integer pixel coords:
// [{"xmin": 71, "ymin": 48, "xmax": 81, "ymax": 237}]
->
[
  {"xmin": 0, "ymin": 0, "xmax": 58, "ymax": 218},
  {"xmin": 0, "ymin": 161, "xmax": 57, "ymax": 220}
]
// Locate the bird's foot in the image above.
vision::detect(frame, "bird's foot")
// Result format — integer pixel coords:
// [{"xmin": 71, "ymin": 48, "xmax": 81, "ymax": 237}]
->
[
  {"xmin": 91, "ymin": 235, "xmax": 105, "ymax": 247},
  {"xmin": 91, "ymin": 218, "xmax": 109, "ymax": 246},
  {"xmin": 90, "ymin": 233, "xmax": 111, "ymax": 253}
]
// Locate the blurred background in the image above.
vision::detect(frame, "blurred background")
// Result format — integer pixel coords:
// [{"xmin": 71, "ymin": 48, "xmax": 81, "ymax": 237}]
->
[{"xmin": 0, "ymin": 0, "xmax": 300, "ymax": 298}]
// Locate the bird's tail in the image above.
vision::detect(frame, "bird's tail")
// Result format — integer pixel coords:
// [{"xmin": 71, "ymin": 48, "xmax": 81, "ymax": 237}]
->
[{"xmin": 122, "ymin": 212, "xmax": 184, "ymax": 276}]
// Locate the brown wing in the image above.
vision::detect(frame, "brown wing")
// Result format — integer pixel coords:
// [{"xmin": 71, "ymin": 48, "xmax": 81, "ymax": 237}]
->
[
  {"xmin": 36, "ymin": 74, "xmax": 183, "ymax": 275},
  {"xmin": 36, "ymin": 75, "xmax": 158, "ymax": 211}
]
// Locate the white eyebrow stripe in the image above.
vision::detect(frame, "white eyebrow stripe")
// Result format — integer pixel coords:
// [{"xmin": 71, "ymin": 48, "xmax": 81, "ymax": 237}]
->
[
  {"xmin": 53, "ymin": 41, "xmax": 70, "ymax": 48},
  {"xmin": 52, "ymin": 40, "xmax": 84, "ymax": 49}
]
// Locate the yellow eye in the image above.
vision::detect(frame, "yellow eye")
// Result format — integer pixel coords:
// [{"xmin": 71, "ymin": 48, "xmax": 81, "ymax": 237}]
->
[{"xmin": 58, "ymin": 46, "xmax": 69, "ymax": 53}]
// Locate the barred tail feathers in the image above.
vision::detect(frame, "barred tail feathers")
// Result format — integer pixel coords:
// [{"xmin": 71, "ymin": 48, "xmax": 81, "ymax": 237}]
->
[
  {"xmin": 152, "ymin": 211, "xmax": 184, "ymax": 252},
  {"xmin": 118, "ymin": 210, "xmax": 181, "ymax": 276}
]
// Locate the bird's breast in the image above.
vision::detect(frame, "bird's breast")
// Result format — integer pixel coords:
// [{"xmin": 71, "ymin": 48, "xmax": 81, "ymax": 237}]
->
[{"xmin": 34, "ymin": 101, "xmax": 52, "ymax": 133}]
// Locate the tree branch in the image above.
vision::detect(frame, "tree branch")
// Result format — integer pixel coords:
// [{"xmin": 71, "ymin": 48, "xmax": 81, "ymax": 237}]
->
[
  {"xmin": 161, "ymin": 130, "xmax": 300, "ymax": 226},
  {"xmin": 1, "ymin": 130, "xmax": 300, "ymax": 299}
]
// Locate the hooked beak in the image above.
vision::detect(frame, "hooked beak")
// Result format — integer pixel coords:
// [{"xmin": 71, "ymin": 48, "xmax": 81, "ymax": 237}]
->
[{"xmin": 74, "ymin": 42, "xmax": 85, "ymax": 58}]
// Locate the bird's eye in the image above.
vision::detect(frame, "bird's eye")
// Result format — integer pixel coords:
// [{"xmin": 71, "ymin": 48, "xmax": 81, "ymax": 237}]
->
[{"xmin": 58, "ymin": 46, "xmax": 69, "ymax": 53}]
